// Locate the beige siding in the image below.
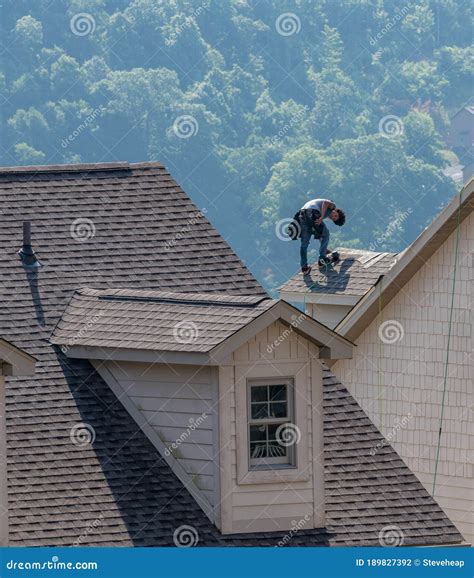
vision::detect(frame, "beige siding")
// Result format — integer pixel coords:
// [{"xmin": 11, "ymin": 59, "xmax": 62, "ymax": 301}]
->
[
  {"xmin": 102, "ymin": 361, "xmax": 218, "ymax": 507},
  {"xmin": 305, "ymin": 303, "xmax": 353, "ymax": 329},
  {"xmin": 334, "ymin": 212, "xmax": 474, "ymax": 542},
  {"xmin": 218, "ymin": 320, "xmax": 325, "ymax": 534}
]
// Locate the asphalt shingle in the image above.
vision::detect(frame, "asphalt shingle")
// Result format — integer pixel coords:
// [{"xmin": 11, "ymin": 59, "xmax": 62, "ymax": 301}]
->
[
  {"xmin": 0, "ymin": 162, "xmax": 464, "ymax": 546},
  {"xmin": 279, "ymin": 248, "xmax": 398, "ymax": 297},
  {"xmin": 51, "ymin": 288, "xmax": 275, "ymax": 353}
]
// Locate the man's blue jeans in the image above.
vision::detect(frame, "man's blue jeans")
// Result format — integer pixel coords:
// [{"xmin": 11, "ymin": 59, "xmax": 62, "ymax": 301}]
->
[{"xmin": 300, "ymin": 212, "xmax": 329, "ymax": 268}]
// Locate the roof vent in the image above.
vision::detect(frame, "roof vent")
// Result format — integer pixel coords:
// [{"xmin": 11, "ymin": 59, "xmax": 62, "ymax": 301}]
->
[{"xmin": 18, "ymin": 221, "xmax": 42, "ymax": 268}]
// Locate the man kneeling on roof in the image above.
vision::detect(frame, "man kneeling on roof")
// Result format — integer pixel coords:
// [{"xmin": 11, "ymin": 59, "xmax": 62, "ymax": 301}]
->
[{"xmin": 298, "ymin": 198, "xmax": 346, "ymax": 275}]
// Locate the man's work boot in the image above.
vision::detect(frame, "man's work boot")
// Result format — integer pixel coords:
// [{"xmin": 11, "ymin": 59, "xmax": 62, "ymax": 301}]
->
[{"xmin": 318, "ymin": 256, "xmax": 331, "ymax": 268}]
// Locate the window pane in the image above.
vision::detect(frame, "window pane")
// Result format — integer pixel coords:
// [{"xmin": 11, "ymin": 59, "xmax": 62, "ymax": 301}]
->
[
  {"xmin": 270, "ymin": 402, "xmax": 287, "ymax": 418},
  {"xmin": 250, "ymin": 442, "xmax": 267, "ymax": 458},
  {"xmin": 251, "ymin": 385, "xmax": 268, "ymax": 403},
  {"xmin": 267, "ymin": 423, "xmax": 282, "ymax": 441},
  {"xmin": 249, "ymin": 424, "xmax": 266, "ymax": 441},
  {"xmin": 269, "ymin": 384, "xmax": 286, "ymax": 401},
  {"xmin": 267, "ymin": 443, "xmax": 286, "ymax": 458},
  {"xmin": 251, "ymin": 402, "xmax": 268, "ymax": 419}
]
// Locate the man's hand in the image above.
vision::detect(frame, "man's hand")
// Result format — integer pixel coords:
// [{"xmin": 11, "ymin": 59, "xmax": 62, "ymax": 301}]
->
[{"xmin": 314, "ymin": 217, "xmax": 323, "ymax": 226}]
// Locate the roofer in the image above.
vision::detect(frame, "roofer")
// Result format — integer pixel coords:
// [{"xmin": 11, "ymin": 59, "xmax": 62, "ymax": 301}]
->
[{"xmin": 298, "ymin": 198, "xmax": 345, "ymax": 275}]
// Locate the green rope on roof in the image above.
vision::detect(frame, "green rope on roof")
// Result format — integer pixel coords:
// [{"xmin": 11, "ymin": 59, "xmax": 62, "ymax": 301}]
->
[
  {"xmin": 378, "ymin": 279, "xmax": 384, "ymax": 430},
  {"xmin": 432, "ymin": 191, "xmax": 463, "ymax": 495}
]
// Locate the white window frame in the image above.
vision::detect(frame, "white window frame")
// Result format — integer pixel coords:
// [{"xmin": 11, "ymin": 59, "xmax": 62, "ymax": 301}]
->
[
  {"xmin": 235, "ymin": 362, "xmax": 311, "ymax": 486},
  {"xmin": 247, "ymin": 378, "xmax": 295, "ymax": 470}
]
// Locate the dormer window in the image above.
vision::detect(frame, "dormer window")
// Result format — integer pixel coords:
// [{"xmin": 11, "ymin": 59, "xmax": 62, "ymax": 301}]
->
[{"xmin": 248, "ymin": 378, "xmax": 295, "ymax": 469}]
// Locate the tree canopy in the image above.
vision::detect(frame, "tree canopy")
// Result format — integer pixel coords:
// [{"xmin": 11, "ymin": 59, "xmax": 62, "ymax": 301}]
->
[{"xmin": 1, "ymin": 0, "xmax": 468, "ymax": 290}]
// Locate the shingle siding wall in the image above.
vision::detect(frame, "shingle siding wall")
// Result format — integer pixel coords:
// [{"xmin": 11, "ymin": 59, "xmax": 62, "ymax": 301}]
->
[
  {"xmin": 102, "ymin": 362, "xmax": 217, "ymax": 507},
  {"xmin": 334, "ymin": 212, "xmax": 474, "ymax": 542}
]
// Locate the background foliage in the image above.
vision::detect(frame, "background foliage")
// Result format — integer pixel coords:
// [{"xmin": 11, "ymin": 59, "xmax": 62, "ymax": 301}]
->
[{"xmin": 1, "ymin": 0, "xmax": 471, "ymax": 290}]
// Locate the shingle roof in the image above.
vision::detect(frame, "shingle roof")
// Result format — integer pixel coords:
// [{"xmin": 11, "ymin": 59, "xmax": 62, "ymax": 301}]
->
[
  {"xmin": 51, "ymin": 288, "xmax": 275, "ymax": 353},
  {"xmin": 279, "ymin": 249, "xmax": 398, "ymax": 297},
  {"xmin": 0, "ymin": 162, "xmax": 463, "ymax": 546}
]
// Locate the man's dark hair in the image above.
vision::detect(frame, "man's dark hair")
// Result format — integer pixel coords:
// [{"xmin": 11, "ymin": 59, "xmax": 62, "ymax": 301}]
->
[{"xmin": 334, "ymin": 208, "xmax": 346, "ymax": 226}]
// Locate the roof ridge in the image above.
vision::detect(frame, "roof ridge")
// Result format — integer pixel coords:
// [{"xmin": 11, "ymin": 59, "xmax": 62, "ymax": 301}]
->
[
  {"xmin": 0, "ymin": 161, "xmax": 165, "ymax": 175},
  {"xmin": 76, "ymin": 287, "xmax": 271, "ymax": 308}
]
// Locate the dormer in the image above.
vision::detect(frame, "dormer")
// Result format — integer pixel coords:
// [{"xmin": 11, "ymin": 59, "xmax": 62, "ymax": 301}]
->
[
  {"xmin": 279, "ymin": 249, "xmax": 398, "ymax": 329},
  {"xmin": 52, "ymin": 288, "xmax": 353, "ymax": 534}
]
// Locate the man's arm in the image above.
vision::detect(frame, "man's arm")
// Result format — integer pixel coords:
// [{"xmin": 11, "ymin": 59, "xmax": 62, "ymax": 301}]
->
[{"xmin": 315, "ymin": 200, "xmax": 335, "ymax": 224}]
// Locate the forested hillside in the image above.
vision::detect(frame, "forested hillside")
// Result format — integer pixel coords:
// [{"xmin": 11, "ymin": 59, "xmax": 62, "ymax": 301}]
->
[{"xmin": 1, "ymin": 0, "xmax": 471, "ymax": 290}]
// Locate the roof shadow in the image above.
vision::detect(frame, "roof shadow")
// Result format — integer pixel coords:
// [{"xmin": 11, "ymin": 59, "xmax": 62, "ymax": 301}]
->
[
  {"xmin": 24, "ymin": 269, "xmax": 45, "ymax": 326},
  {"xmin": 303, "ymin": 257, "xmax": 355, "ymax": 294}
]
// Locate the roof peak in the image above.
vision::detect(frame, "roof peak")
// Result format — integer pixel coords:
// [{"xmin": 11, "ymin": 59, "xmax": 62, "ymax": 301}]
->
[{"xmin": 0, "ymin": 161, "xmax": 165, "ymax": 175}]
